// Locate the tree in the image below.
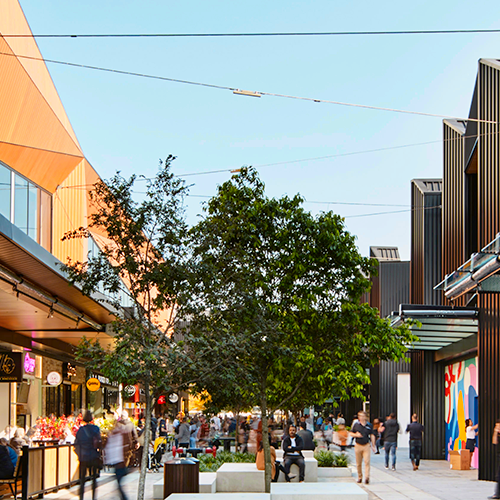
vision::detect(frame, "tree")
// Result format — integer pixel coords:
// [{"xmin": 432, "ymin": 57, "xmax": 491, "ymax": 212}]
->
[
  {"xmin": 187, "ymin": 168, "xmax": 415, "ymax": 491},
  {"xmin": 63, "ymin": 157, "xmax": 227, "ymax": 500}
]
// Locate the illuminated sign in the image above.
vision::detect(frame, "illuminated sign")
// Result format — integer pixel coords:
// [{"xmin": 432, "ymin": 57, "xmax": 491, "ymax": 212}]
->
[
  {"xmin": 86, "ymin": 378, "xmax": 101, "ymax": 392},
  {"xmin": 158, "ymin": 395, "xmax": 166, "ymax": 405},
  {"xmin": 24, "ymin": 353, "xmax": 35, "ymax": 375},
  {"xmin": 47, "ymin": 372, "xmax": 62, "ymax": 386},
  {"xmin": 0, "ymin": 352, "xmax": 22, "ymax": 383}
]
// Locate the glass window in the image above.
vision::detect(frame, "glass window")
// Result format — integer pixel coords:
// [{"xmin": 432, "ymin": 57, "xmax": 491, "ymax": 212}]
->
[
  {"xmin": 0, "ymin": 164, "xmax": 11, "ymax": 220},
  {"xmin": 40, "ymin": 190, "xmax": 52, "ymax": 251},
  {"xmin": 14, "ymin": 175, "xmax": 28, "ymax": 234},
  {"xmin": 28, "ymin": 183, "xmax": 38, "ymax": 240}
]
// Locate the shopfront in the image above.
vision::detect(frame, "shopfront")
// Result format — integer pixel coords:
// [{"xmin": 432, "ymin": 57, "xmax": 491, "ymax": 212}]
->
[{"xmin": 86, "ymin": 373, "xmax": 120, "ymax": 417}]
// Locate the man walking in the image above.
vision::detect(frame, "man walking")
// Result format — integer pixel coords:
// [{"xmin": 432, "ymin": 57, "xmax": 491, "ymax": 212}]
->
[
  {"xmin": 349, "ymin": 411, "xmax": 376, "ymax": 484},
  {"xmin": 379, "ymin": 413, "xmax": 400, "ymax": 471},
  {"xmin": 406, "ymin": 414, "xmax": 424, "ymax": 470}
]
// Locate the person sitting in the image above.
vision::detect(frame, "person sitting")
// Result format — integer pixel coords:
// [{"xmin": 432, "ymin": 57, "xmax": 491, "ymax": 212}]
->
[
  {"xmin": 297, "ymin": 422, "xmax": 315, "ymax": 451},
  {"xmin": 256, "ymin": 439, "xmax": 294, "ymax": 482},
  {"xmin": 282, "ymin": 425, "xmax": 305, "ymax": 482},
  {"xmin": 0, "ymin": 442, "xmax": 14, "ymax": 479}
]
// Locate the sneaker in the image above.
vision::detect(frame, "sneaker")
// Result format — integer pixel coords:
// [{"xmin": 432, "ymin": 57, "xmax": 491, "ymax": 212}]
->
[
  {"xmin": 392, "ymin": 466, "xmax": 396, "ymax": 471},
  {"xmin": 487, "ymin": 496, "xmax": 500, "ymax": 499},
  {"xmin": 384, "ymin": 465, "xmax": 389, "ymax": 469},
  {"xmin": 374, "ymin": 451, "xmax": 380, "ymax": 454},
  {"xmin": 288, "ymin": 475, "xmax": 296, "ymax": 481}
]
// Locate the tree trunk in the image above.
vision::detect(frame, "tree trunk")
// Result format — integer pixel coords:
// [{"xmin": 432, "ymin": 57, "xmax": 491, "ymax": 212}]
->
[
  {"xmin": 136, "ymin": 379, "xmax": 151, "ymax": 500},
  {"xmin": 260, "ymin": 393, "xmax": 272, "ymax": 493}
]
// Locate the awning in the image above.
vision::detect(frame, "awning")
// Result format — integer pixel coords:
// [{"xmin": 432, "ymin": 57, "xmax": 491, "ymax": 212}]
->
[
  {"xmin": 390, "ymin": 304, "xmax": 478, "ymax": 351},
  {"xmin": 434, "ymin": 233, "xmax": 500, "ymax": 300}
]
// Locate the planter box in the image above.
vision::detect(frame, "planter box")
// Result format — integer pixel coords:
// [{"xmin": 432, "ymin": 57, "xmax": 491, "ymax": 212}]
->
[{"xmin": 317, "ymin": 467, "xmax": 352, "ymax": 478}]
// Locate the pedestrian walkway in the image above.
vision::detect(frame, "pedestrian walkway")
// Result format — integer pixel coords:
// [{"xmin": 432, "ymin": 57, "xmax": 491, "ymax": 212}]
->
[{"xmin": 41, "ymin": 453, "xmax": 496, "ymax": 500}]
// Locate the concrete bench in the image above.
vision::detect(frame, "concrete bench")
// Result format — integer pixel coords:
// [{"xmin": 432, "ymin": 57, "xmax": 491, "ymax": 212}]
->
[
  {"xmin": 271, "ymin": 482, "xmax": 368, "ymax": 500},
  {"xmin": 276, "ymin": 457, "xmax": 318, "ymax": 482},
  {"xmin": 275, "ymin": 449, "xmax": 314, "ymax": 459},
  {"xmin": 216, "ymin": 463, "xmax": 265, "ymax": 492},
  {"xmin": 317, "ymin": 467, "xmax": 352, "ymax": 478},
  {"xmin": 153, "ymin": 472, "xmax": 217, "ymax": 499}
]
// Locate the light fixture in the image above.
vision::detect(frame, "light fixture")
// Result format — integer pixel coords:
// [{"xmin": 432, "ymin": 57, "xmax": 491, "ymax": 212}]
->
[
  {"xmin": 233, "ymin": 89, "xmax": 262, "ymax": 98},
  {"xmin": 47, "ymin": 306, "xmax": 54, "ymax": 319}
]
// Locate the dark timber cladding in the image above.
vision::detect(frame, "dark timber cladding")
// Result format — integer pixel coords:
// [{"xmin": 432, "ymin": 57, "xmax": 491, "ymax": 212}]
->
[
  {"xmin": 410, "ymin": 180, "xmax": 442, "ymax": 306},
  {"xmin": 442, "ymin": 119, "xmax": 467, "ymax": 307},
  {"xmin": 476, "ymin": 59, "xmax": 500, "ymax": 482},
  {"xmin": 368, "ymin": 247, "xmax": 410, "ymax": 421},
  {"xmin": 410, "ymin": 350, "xmax": 445, "ymax": 459}
]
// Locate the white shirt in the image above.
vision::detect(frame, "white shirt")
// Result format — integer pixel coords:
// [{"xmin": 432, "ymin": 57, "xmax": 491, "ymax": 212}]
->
[
  {"xmin": 466, "ymin": 426, "xmax": 476, "ymax": 440},
  {"xmin": 289, "ymin": 437, "xmax": 299, "ymax": 455}
]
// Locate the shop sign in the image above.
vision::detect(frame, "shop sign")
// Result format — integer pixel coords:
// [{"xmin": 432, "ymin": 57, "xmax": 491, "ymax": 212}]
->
[
  {"xmin": 47, "ymin": 371, "xmax": 62, "ymax": 386},
  {"xmin": 23, "ymin": 353, "xmax": 36, "ymax": 375},
  {"xmin": 0, "ymin": 352, "xmax": 22, "ymax": 383},
  {"xmin": 89, "ymin": 373, "xmax": 119, "ymax": 388},
  {"xmin": 158, "ymin": 395, "xmax": 166, "ymax": 405},
  {"xmin": 169, "ymin": 393, "xmax": 179, "ymax": 403},
  {"xmin": 86, "ymin": 378, "xmax": 101, "ymax": 392},
  {"xmin": 124, "ymin": 385, "xmax": 136, "ymax": 397}
]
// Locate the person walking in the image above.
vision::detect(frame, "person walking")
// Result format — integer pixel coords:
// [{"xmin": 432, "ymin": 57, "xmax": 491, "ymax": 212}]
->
[
  {"xmin": 105, "ymin": 419, "xmax": 135, "ymax": 500},
  {"xmin": 465, "ymin": 418, "xmax": 478, "ymax": 468},
  {"xmin": 379, "ymin": 413, "xmax": 400, "ymax": 471},
  {"xmin": 75, "ymin": 411, "xmax": 102, "ymax": 500},
  {"xmin": 406, "ymin": 414, "xmax": 424, "ymax": 470},
  {"xmin": 489, "ymin": 420, "xmax": 500, "ymax": 499},
  {"xmin": 177, "ymin": 417, "xmax": 191, "ymax": 449},
  {"xmin": 349, "ymin": 410, "xmax": 376, "ymax": 484}
]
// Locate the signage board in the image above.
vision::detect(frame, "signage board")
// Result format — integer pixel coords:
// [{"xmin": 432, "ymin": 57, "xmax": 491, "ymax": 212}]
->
[
  {"xmin": 47, "ymin": 371, "xmax": 62, "ymax": 386},
  {"xmin": 0, "ymin": 352, "xmax": 22, "ymax": 383},
  {"xmin": 23, "ymin": 353, "xmax": 36, "ymax": 376},
  {"xmin": 86, "ymin": 378, "xmax": 101, "ymax": 392},
  {"xmin": 169, "ymin": 393, "xmax": 179, "ymax": 403},
  {"xmin": 158, "ymin": 395, "xmax": 166, "ymax": 405},
  {"xmin": 124, "ymin": 385, "xmax": 136, "ymax": 397}
]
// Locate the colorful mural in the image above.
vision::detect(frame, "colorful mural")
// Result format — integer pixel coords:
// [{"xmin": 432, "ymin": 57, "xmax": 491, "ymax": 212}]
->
[{"xmin": 445, "ymin": 357, "xmax": 478, "ymax": 468}]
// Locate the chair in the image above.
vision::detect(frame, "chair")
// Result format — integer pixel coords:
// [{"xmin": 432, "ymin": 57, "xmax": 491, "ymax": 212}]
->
[{"xmin": 0, "ymin": 455, "xmax": 23, "ymax": 498}]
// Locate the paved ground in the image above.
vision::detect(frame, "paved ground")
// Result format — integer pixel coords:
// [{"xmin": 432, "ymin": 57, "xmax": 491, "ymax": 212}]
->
[{"xmin": 41, "ymin": 448, "xmax": 497, "ymax": 500}]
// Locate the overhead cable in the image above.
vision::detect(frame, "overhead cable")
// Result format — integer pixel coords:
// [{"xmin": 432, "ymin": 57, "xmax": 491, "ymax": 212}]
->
[
  {"xmin": 2, "ymin": 28, "xmax": 500, "ymax": 38},
  {"xmin": 0, "ymin": 50, "xmax": 494, "ymax": 123}
]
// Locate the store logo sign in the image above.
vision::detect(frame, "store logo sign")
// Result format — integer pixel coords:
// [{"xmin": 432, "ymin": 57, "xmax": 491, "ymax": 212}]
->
[
  {"xmin": 86, "ymin": 378, "xmax": 101, "ymax": 392},
  {"xmin": 124, "ymin": 385, "xmax": 136, "ymax": 397},
  {"xmin": 24, "ymin": 353, "xmax": 35, "ymax": 375},
  {"xmin": 47, "ymin": 371, "xmax": 62, "ymax": 386},
  {"xmin": 0, "ymin": 352, "xmax": 22, "ymax": 383}
]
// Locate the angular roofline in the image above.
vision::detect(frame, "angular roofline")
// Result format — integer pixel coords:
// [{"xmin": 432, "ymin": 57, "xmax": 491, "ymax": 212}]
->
[
  {"xmin": 411, "ymin": 178, "xmax": 442, "ymax": 195},
  {"xmin": 443, "ymin": 119, "xmax": 466, "ymax": 135}
]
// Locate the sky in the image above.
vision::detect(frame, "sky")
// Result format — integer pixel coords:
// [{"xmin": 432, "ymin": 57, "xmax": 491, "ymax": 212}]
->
[{"xmin": 15, "ymin": 0, "xmax": 500, "ymax": 260}]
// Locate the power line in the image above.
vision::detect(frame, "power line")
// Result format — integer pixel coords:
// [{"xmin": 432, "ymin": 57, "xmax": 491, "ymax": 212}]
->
[
  {"xmin": 3, "ymin": 28, "xmax": 500, "ymax": 38},
  {"xmin": 0, "ymin": 50, "xmax": 495, "ymax": 124},
  {"xmin": 344, "ymin": 204, "xmax": 441, "ymax": 219}
]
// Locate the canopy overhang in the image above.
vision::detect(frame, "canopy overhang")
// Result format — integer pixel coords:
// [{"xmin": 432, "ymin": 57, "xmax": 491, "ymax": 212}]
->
[{"xmin": 390, "ymin": 304, "xmax": 478, "ymax": 351}]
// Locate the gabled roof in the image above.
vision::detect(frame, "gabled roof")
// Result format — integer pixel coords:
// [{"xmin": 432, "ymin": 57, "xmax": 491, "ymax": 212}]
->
[
  {"xmin": 370, "ymin": 246, "xmax": 400, "ymax": 262},
  {"xmin": 443, "ymin": 119, "xmax": 467, "ymax": 136},
  {"xmin": 412, "ymin": 179, "xmax": 442, "ymax": 195}
]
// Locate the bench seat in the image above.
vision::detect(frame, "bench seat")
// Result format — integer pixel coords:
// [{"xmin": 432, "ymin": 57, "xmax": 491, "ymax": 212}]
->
[
  {"xmin": 271, "ymin": 482, "xmax": 368, "ymax": 500},
  {"xmin": 153, "ymin": 472, "xmax": 217, "ymax": 499}
]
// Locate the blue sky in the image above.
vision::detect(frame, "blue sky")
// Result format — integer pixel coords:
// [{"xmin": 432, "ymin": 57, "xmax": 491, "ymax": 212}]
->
[{"xmin": 17, "ymin": 0, "xmax": 500, "ymax": 260}]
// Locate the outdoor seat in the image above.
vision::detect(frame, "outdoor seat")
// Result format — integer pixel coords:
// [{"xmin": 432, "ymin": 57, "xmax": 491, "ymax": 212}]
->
[{"xmin": 0, "ymin": 455, "xmax": 22, "ymax": 498}]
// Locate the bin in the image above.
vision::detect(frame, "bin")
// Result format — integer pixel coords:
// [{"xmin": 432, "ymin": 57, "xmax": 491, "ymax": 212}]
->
[{"xmin": 163, "ymin": 458, "xmax": 199, "ymax": 498}]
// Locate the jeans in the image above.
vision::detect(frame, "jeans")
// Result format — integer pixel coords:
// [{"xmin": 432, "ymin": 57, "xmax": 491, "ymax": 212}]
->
[
  {"xmin": 115, "ymin": 466, "xmax": 128, "ymax": 500},
  {"xmin": 189, "ymin": 436, "xmax": 197, "ymax": 449},
  {"xmin": 79, "ymin": 462, "xmax": 98, "ymax": 500},
  {"xmin": 384, "ymin": 441, "xmax": 397, "ymax": 468},
  {"xmin": 409, "ymin": 440, "xmax": 422, "ymax": 466},
  {"xmin": 283, "ymin": 455, "xmax": 305, "ymax": 482}
]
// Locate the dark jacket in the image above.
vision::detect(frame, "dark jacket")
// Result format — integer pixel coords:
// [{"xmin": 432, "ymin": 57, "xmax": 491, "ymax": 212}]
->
[
  {"xmin": 282, "ymin": 434, "xmax": 304, "ymax": 456},
  {"xmin": 75, "ymin": 424, "xmax": 101, "ymax": 463},
  {"xmin": 0, "ymin": 445, "xmax": 14, "ymax": 479},
  {"xmin": 297, "ymin": 429, "xmax": 315, "ymax": 451}
]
